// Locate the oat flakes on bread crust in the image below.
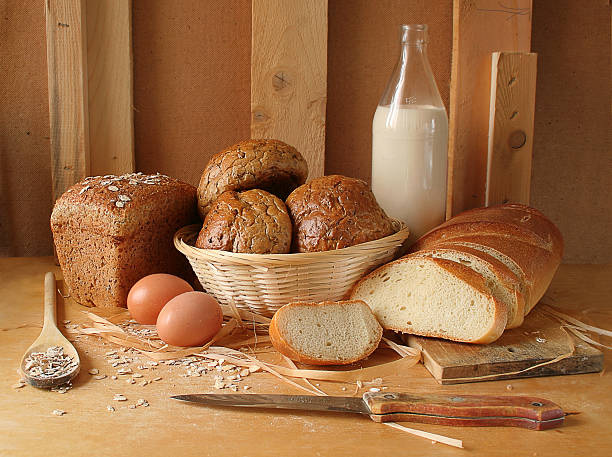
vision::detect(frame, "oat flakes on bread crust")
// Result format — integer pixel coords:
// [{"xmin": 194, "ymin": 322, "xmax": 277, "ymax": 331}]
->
[
  {"xmin": 285, "ymin": 175, "xmax": 395, "ymax": 252},
  {"xmin": 197, "ymin": 139, "xmax": 308, "ymax": 219},
  {"xmin": 195, "ymin": 189, "xmax": 292, "ymax": 254}
]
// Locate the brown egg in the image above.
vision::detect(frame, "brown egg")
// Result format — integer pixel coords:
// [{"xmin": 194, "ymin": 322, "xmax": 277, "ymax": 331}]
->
[
  {"xmin": 156, "ymin": 291, "xmax": 223, "ymax": 347},
  {"xmin": 127, "ymin": 274, "xmax": 193, "ymax": 324}
]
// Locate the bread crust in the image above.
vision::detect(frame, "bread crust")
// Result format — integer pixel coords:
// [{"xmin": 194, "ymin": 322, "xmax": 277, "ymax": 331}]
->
[
  {"xmin": 196, "ymin": 139, "xmax": 308, "ymax": 219},
  {"xmin": 285, "ymin": 175, "xmax": 395, "ymax": 252},
  {"xmin": 350, "ymin": 256, "xmax": 507, "ymax": 344},
  {"xmin": 411, "ymin": 203, "xmax": 564, "ymax": 258},
  {"xmin": 269, "ymin": 300, "xmax": 383, "ymax": 365},
  {"xmin": 195, "ymin": 189, "xmax": 292, "ymax": 254},
  {"xmin": 50, "ymin": 173, "xmax": 198, "ymax": 308}
]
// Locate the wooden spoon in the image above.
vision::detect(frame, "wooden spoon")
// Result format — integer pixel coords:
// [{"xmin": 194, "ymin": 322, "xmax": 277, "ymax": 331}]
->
[{"xmin": 20, "ymin": 272, "xmax": 80, "ymax": 388}]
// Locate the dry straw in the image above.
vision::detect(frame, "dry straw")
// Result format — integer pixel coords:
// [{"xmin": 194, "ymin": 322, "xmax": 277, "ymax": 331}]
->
[{"xmin": 174, "ymin": 221, "xmax": 410, "ymax": 316}]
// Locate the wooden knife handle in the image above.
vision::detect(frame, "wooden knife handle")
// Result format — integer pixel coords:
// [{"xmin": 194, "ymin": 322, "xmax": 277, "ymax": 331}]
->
[{"xmin": 363, "ymin": 392, "xmax": 564, "ymax": 430}]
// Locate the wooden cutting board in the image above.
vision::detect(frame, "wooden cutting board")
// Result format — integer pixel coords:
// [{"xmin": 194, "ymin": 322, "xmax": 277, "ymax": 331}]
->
[{"xmin": 406, "ymin": 308, "xmax": 603, "ymax": 384}]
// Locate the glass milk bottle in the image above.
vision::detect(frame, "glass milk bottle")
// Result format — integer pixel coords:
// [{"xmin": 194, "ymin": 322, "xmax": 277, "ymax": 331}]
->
[{"xmin": 372, "ymin": 24, "xmax": 448, "ymax": 243}]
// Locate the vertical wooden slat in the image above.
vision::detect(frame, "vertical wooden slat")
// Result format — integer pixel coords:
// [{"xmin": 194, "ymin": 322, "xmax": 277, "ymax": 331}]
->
[
  {"xmin": 251, "ymin": 0, "xmax": 327, "ymax": 178},
  {"xmin": 86, "ymin": 0, "xmax": 135, "ymax": 176},
  {"xmin": 46, "ymin": 0, "xmax": 90, "ymax": 202},
  {"xmin": 486, "ymin": 52, "xmax": 537, "ymax": 206},
  {"xmin": 447, "ymin": 0, "xmax": 532, "ymax": 217}
]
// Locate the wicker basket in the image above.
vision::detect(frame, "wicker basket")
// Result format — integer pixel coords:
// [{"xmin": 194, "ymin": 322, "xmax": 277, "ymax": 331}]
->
[{"xmin": 174, "ymin": 222, "xmax": 409, "ymax": 316}]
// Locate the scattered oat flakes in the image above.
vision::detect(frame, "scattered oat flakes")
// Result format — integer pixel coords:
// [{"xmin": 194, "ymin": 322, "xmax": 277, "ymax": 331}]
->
[
  {"xmin": 341, "ymin": 387, "xmax": 347, "ymax": 391},
  {"xmin": 115, "ymin": 201, "xmax": 125, "ymax": 208},
  {"xmin": 108, "ymin": 185, "xmax": 119, "ymax": 192},
  {"xmin": 113, "ymin": 394, "xmax": 127, "ymax": 401},
  {"xmin": 506, "ymin": 384, "xmax": 514, "ymax": 391},
  {"xmin": 107, "ymin": 405, "xmax": 115, "ymax": 412},
  {"xmin": 111, "ymin": 376, "xmax": 118, "ymax": 380},
  {"xmin": 148, "ymin": 361, "xmax": 158, "ymax": 366},
  {"xmin": 88, "ymin": 368, "xmax": 99, "ymax": 375},
  {"xmin": 243, "ymin": 385, "xmax": 250, "ymax": 391},
  {"xmin": 118, "ymin": 194, "xmax": 131, "ymax": 202},
  {"xmin": 127, "ymin": 378, "xmax": 136, "ymax": 384},
  {"xmin": 12, "ymin": 381, "xmax": 26, "ymax": 389},
  {"xmin": 536, "ymin": 337, "xmax": 546, "ymax": 343},
  {"xmin": 117, "ymin": 368, "xmax": 132, "ymax": 375},
  {"xmin": 153, "ymin": 377, "xmax": 162, "ymax": 382},
  {"xmin": 94, "ymin": 374, "xmax": 107, "ymax": 380},
  {"xmin": 369, "ymin": 387, "xmax": 381, "ymax": 393},
  {"xmin": 52, "ymin": 409, "xmax": 66, "ymax": 416},
  {"xmin": 140, "ymin": 381, "xmax": 148, "ymax": 386},
  {"xmin": 128, "ymin": 405, "xmax": 136, "ymax": 409},
  {"xmin": 132, "ymin": 373, "xmax": 143, "ymax": 378}
]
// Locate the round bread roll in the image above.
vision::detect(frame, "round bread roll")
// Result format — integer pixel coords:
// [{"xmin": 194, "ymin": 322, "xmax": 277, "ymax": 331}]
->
[
  {"xmin": 286, "ymin": 175, "xmax": 395, "ymax": 252},
  {"xmin": 197, "ymin": 139, "xmax": 308, "ymax": 219},
  {"xmin": 195, "ymin": 189, "xmax": 292, "ymax": 254}
]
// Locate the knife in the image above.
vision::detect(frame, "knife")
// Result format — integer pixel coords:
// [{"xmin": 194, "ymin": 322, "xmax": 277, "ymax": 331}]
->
[{"xmin": 171, "ymin": 391, "xmax": 564, "ymax": 430}]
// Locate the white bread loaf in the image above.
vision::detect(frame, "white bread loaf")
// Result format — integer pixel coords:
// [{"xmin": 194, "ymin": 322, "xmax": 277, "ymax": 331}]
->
[
  {"xmin": 350, "ymin": 256, "xmax": 507, "ymax": 344},
  {"xmin": 350, "ymin": 203, "xmax": 562, "ymax": 344},
  {"xmin": 408, "ymin": 246, "xmax": 525, "ymax": 328},
  {"xmin": 269, "ymin": 300, "xmax": 383, "ymax": 365}
]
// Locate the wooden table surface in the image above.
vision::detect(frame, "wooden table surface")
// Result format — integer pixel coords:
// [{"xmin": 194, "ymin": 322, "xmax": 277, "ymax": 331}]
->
[{"xmin": 1, "ymin": 257, "xmax": 610, "ymax": 457}]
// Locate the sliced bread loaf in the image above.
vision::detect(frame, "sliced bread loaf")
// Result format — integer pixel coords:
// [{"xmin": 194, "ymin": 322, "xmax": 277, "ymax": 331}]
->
[
  {"xmin": 350, "ymin": 256, "xmax": 508, "ymax": 344},
  {"xmin": 426, "ymin": 235, "xmax": 560, "ymax": 315},
  {"xmin": 407, "ymin": 247, "xmax": 525, "ymax": 329},
  {"xmin": 269, "ymin": 300, "xmax": 383, "ymax": 365}
]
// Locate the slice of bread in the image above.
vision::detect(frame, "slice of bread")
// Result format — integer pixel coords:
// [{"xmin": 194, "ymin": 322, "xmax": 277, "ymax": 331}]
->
[
  {"xmin": 408, "ymin": 245, "xmax": 526, "ymax": 329},
  {"xmin": 269, "ymin": 300, "xmax": 383, "ymax": 365},
  {"xmin": 350, "ymin": 256, "xmax": 507, "ymax": 344}
]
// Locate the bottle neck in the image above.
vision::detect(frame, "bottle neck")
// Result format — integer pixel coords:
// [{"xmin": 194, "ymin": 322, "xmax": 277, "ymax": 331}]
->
[
  {"xmin": 377, "ymin": 24, "xmax": 444, "ymax": 109},
  {"xmin": 400, "ymin": 24, "xmax": 427, "ymax": 48}
]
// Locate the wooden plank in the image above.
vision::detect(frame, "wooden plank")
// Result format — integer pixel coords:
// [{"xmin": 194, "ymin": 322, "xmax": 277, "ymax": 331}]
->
[
  {"xmin": 407, "ymin": 308, "xmax": 603, "ymax": 385},
  {"xmin": 485, "ymin": 52, "xmax": 537, "ymax": 206},
  {"xmin": 447, "ymin": 0, "xmax": 532, "ymax": 217},
  {"xmin": 46, "ymin": 0, "xmax": 90, "ymax": 202},
  {"xmin": 251, "ymin": 0, "xmax": 327, "ymax": 178},
  {"xmin": 86, "ymin": 0, "xmax": 135, "ymax": 175}
]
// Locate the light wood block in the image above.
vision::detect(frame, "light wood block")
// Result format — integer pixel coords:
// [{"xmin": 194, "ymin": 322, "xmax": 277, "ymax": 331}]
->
[
  {"xmin": 251, "ymin": 0, "xmax": 327, "ymax": 178},
  {"xmin": 408, "ymin": 308, "xmax": 602, "ymax": 385},
  {"xmin": 45, "ymin": 0, "xmax": 90, "ymax": 202},
  {"xmin": 86, "ymin": 0, "xmax": 135, "ymax": 176},
  {"xmin": 486, "ymin": 52, "xmax": 537, "ymax": 206},
  {"xmin": 447, "ymin": 0, "xmax": 532, "ymax": 217}
]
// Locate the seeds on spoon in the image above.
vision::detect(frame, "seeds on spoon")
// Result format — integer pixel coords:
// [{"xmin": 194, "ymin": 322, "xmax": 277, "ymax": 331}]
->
[{"xmin": 24, "ymin": 346, "xmax": 77, "ymax": 380}]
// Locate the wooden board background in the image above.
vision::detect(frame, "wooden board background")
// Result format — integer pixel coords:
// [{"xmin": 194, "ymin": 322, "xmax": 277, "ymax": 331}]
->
[{"xmin": 1, "ymin": 0, "xmax": 610, "ymax": 264}]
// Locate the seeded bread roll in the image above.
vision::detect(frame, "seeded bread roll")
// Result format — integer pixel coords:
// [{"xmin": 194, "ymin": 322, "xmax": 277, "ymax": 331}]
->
[
  {"xmin": 269, "ymin": 300, "xmax": 383, "ymax": 365},
  {"xmin": 51, "ymin": 173, "xmax": 198, "ymax": 308},
  {"xmin": 197, "ymin": 139, "xmax": 308, "ymax": 219},
  {"xmin": 285, "ymin": 175, "xmax": 395, "ymax": 252},
  {"xmin": 195, "ymin": 189, "xmax": 292, "ymax": 254}
]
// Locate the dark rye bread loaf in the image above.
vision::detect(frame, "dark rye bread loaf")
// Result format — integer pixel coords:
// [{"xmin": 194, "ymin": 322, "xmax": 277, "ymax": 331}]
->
[
  {"xmin": 195, "ymin": 189, "xmax": 292, "ymax": 254},
  {"xmin": 51, "ymin": 173, "xmax": 198, "ymax": 308},
  {"xmin": 285, "ymin": 175, "xmax": 395, "ymax": 252},
  {"xmin": 197, "ymin": 139, "xmax": 308, "ymax": 219}
]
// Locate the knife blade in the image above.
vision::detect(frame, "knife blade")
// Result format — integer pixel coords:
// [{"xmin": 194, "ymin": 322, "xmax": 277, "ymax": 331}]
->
[{"xmin": 171, "ymin": 391, "xmax": 565, "ymax": 430}]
